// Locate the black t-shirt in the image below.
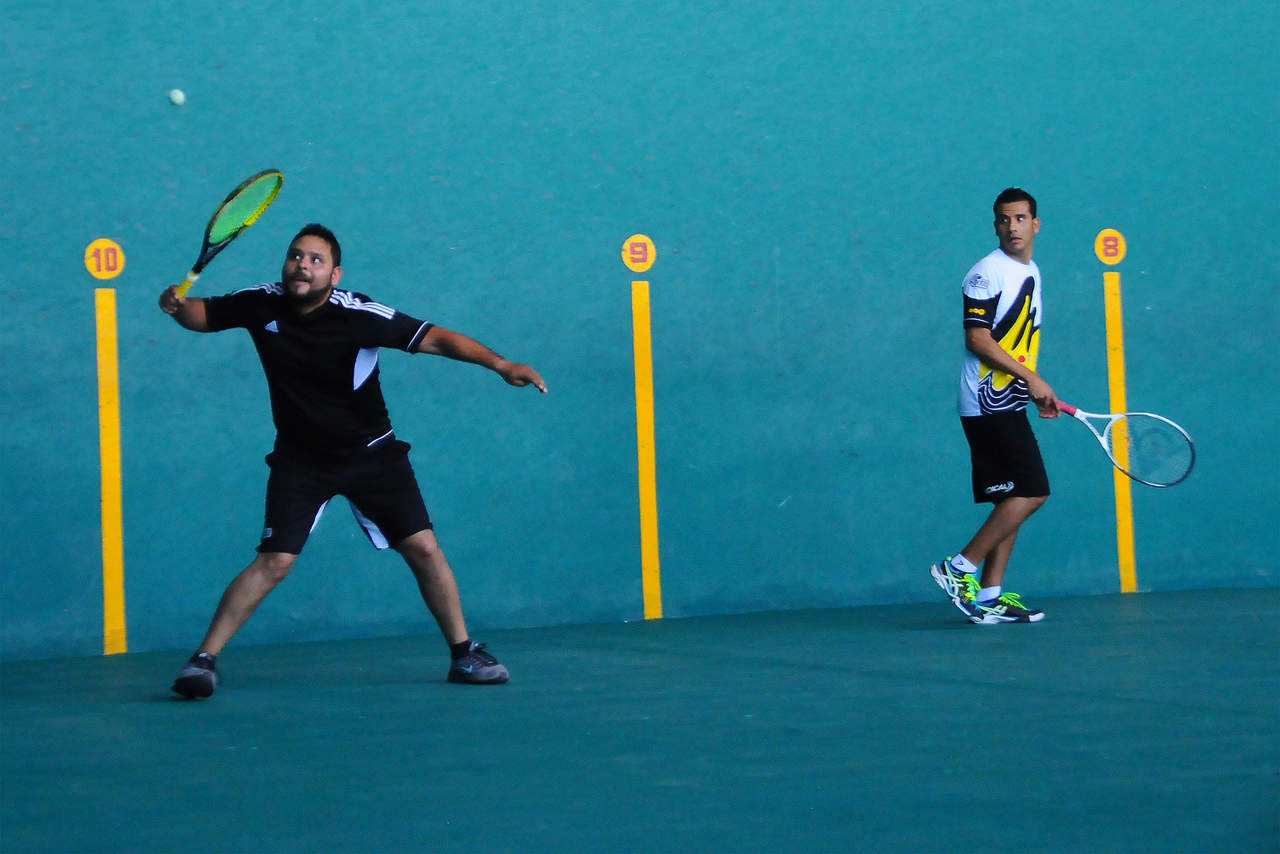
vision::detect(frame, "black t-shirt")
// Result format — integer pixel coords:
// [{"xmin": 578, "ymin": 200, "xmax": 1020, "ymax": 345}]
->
[{"xmin": 204, "ymin": 283, "xmax": 432, "ymax": 455}]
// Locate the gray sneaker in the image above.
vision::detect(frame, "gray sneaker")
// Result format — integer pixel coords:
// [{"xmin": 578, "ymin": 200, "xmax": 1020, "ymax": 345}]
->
[
  {"xmin": 447, "ymin": 642, "xmax": 509, "ymax": 684},
  {"xmin": 930, "ymin": 558, "xmax": 981, "ymax": 620},
  {"xmin": 171, "ymin": 652, "xmax": 218, "ymax": 698}
]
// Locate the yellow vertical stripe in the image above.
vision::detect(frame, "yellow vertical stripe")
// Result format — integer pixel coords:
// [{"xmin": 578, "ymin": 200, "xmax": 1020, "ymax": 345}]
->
[
  {"xmin": 95, "ymin": 289, "xmax": 128, "ymax": 654},
  {"xmin": 1103, "ymin": 271, "xmax": 1137, "ymax": 593},
  {"xmin": 631, "ymin": 281, "xmax": 663, "ymax": 619}
]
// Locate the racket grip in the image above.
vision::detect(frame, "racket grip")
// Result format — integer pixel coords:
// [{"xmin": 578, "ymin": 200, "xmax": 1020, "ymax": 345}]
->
[
  {"xmin": 1058, "ymin": 402, "xmax": 1078, "ymax": 416},
  {"xmin": 174, "ymin": 271, "xmax": 200, "ymax": 298}
]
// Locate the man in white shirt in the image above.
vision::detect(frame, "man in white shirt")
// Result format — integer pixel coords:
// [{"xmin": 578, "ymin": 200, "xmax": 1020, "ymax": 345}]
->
[{"xmin": 931, "ymin": 188, "xmax": 1061, "ymax": 623}]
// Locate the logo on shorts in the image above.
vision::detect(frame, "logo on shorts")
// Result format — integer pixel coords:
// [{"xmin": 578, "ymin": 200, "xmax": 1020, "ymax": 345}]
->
[
  {"xmin": 261, "ymin": 527, "xmax": 273, "ymax": 539},
  {"xmin": 984, "ymin": 481, "xmax": 1015, "ymax": 495}
]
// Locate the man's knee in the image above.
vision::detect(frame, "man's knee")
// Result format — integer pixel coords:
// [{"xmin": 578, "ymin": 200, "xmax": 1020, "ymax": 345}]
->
[
  {"xmin": 254, "ymin": 552, "xmax": 297, "ymax": 584},
  {"xmin": 996, "ymin": 494, "xmax": 1047, "ymax": 517},
  {"xmin": 396, "ymin": 529, "xmax": 440, "ymax": 565},
  {"xmin": 1023, "ymin": 494, "xmax": 1049, "ymax": 513}
]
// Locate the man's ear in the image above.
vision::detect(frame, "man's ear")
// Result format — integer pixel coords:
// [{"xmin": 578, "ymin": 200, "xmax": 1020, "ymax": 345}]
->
[{"xmin": 330, "ymin": 266, "xmax": 344, "ymax": 287}]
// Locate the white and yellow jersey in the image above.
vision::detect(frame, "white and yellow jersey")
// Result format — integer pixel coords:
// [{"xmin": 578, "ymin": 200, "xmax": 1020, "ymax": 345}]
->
[{"xmin": 957, "ymin": 249, "xmax": 1042, "ymax": 416}]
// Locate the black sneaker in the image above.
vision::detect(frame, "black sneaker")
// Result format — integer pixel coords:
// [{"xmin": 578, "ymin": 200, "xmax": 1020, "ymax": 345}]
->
[
  {"xmin": 447, "ymin": 642, "xmax": 509, "ymax": 684},
  {"xmin": 171, "ymin": 652, "xmax": 218, "ymax": 698},
  {"xmin": 974, "ymin": 592, "xmax": 1045, "ymax": 624}
]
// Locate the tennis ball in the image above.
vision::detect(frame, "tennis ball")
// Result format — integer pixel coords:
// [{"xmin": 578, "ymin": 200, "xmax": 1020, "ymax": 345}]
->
[{"xmin": 168, "ymin": 89, "xmax": 186, "ymax": 106}]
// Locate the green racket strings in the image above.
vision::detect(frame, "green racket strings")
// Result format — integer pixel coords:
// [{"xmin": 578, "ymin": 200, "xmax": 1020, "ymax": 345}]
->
[{"xmin": 209, "ymin": 172, "xmax": 283, "ymax": 244}]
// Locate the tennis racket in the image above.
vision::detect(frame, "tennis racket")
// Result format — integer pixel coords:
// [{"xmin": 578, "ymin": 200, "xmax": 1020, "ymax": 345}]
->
[
  {"xmin": 1059, "ymin": 402, "xmax": 1195, "ymax": 487},
  {"xmin": 174, "ymin": 169, "xmax": 284, "ymax": 297}
]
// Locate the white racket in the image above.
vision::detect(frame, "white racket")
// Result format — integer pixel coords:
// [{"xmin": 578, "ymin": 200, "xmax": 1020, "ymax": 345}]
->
[{"xmin": 1059, "ymin": 402, "xmax": 1195, "ymax": 487}]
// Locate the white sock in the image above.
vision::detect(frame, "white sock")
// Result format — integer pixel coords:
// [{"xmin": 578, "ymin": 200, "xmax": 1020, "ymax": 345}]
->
[
  {"xmin": 949, "ymin": 554, "xmax": 978, "ymax": 574},
  {"xmin": 978, "ymin": 585, "xmax": 1001, "ymax": 603}
]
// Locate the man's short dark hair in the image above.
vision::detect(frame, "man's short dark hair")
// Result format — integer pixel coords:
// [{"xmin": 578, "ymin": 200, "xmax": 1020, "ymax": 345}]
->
[
  {"xmin": 292, "ymin": 223, "xmax": 342, "ymax": 266},
  {"xmin": 993, "ymin": 187, "xmax": 1036, "ymax": 219}
]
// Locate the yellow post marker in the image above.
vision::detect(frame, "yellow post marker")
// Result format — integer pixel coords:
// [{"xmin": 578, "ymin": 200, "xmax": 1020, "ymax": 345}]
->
[
  {"xmin": 623, "ymin": 234, "xmax": 663, "ymax": 620},
  {"xmin": 1095, "ymin": 229, "xmax": 1137, "ymax": 593},
  {"xmin": 94, "ymin": 285, "xmax": 128, "ymax": 654}
]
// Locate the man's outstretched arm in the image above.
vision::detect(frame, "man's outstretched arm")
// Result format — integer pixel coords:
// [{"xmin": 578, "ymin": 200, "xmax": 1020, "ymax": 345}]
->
[{"xmin": 416, "ymin": 326, "xmax": 547, "ymax": 393}]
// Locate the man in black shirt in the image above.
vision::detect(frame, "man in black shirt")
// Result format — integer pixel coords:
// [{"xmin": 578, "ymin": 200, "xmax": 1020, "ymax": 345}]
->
[{"xmin": 159, "ymin": 223, "xmax": 546, "ymax": 697}]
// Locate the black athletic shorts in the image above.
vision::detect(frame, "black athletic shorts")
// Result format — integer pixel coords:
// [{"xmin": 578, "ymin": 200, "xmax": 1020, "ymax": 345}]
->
[
  {"xmin": 960, "ymin": 408, "xmax": 1050, "ymax": 503},
  {"xmin": 257, "ymin": 437, "xmax": 432, "ymax": 554}
]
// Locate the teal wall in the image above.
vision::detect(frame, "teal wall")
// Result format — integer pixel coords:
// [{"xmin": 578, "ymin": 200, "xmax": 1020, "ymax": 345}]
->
[{"xmin": 3, "ymin": 1, "xmax": 1277, "ymax": 660}]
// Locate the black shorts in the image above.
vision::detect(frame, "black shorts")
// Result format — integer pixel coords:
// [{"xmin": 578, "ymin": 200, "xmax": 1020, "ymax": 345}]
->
[
  {"xmin": 960, "ymin": 409, "xmax": 1050, "ymax": 503},
  {"xmin": 257, "ymin": 438, "xmax": 432, "ymax": 555}
]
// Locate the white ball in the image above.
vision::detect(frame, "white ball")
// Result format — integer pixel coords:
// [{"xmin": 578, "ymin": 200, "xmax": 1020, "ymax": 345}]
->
[{"xmin": 168, "ymin": 89, "xmax": 186, "ymax": 106}]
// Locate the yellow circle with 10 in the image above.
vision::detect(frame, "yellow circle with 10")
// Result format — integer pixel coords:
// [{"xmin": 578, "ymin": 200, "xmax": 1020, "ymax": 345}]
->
[{"xmin": 85, "ymin": 238, "xmax": 126, "ymax": 280}]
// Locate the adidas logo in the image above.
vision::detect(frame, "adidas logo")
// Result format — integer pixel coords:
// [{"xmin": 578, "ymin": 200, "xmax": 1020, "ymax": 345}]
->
[{"xmin": 265, "ymin": 321, "xmax": 279, "ymax": 333}]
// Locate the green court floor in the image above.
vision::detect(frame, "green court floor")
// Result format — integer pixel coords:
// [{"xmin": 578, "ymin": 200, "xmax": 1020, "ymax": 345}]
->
[{"xmin": 2, "ymin": 588, "xmax": 1277, "ymax": 853}]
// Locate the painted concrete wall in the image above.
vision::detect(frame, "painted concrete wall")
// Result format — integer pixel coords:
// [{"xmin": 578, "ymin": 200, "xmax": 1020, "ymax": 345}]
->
[{"xmin": 2, "ymin": 0, "xmax": 1276, "ymax": 660}]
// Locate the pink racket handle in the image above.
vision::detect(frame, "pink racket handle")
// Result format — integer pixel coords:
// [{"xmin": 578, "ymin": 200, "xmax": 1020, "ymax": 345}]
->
[{"xmin": 1058, "ymin": 402, "xmax": 1078, "ymax": 416}]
